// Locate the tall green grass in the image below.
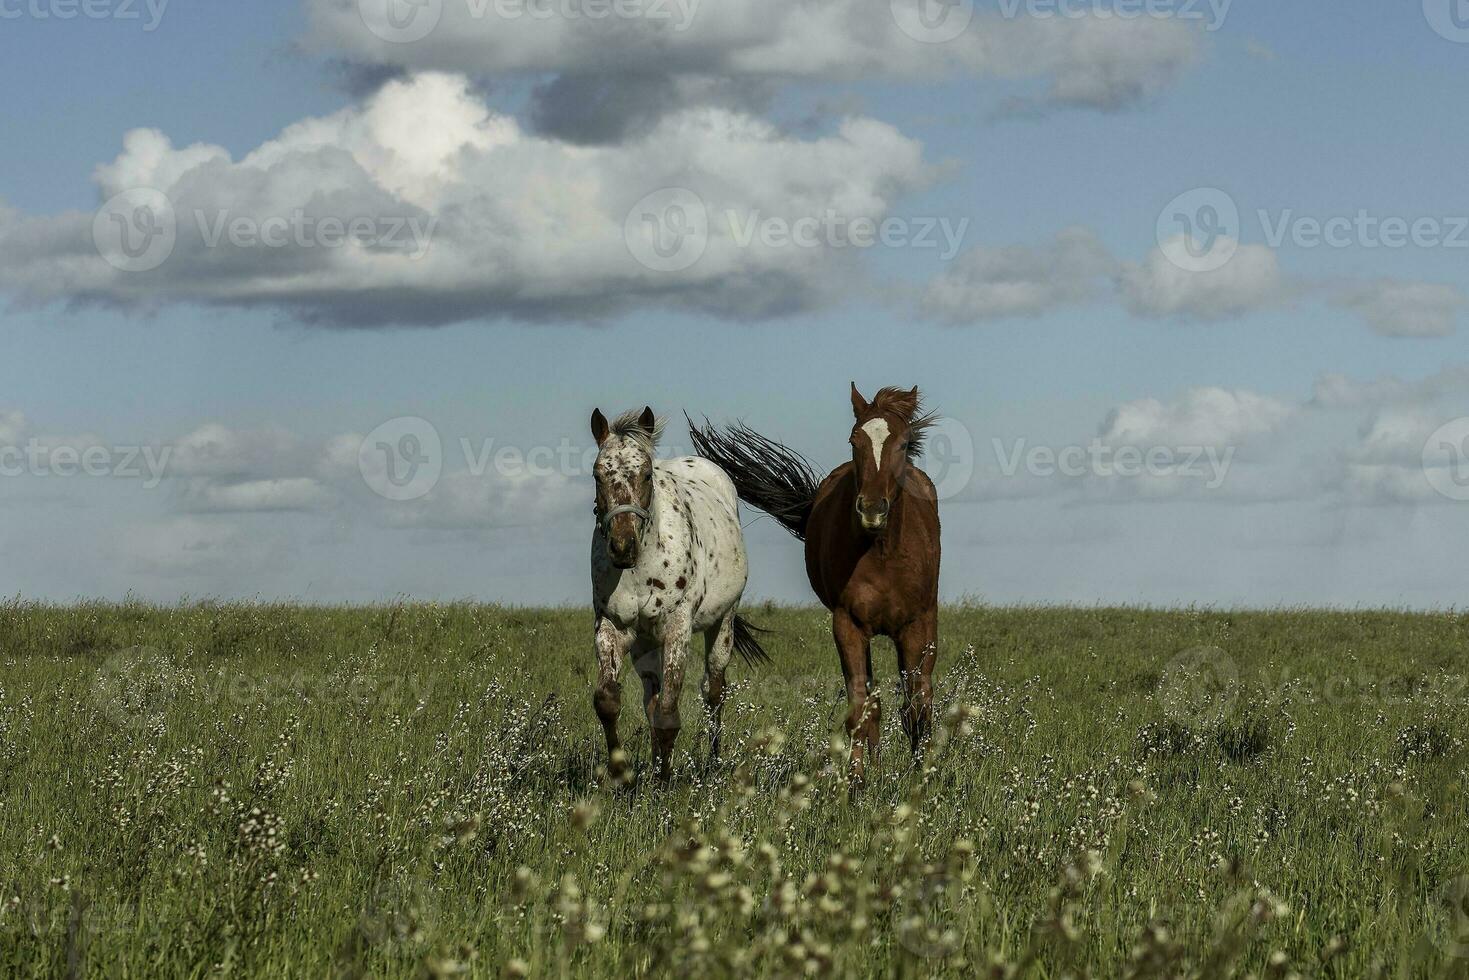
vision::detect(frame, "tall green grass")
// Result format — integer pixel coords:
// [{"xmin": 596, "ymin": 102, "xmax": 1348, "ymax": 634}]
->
[{"xmin": 1, "ymin": 601, "xmax": 1467, "ymax": 977}]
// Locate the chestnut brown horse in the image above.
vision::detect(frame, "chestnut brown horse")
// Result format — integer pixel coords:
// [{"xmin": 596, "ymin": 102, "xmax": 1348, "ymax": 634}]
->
[{"xmin": 690, "ymin": 384, "xmax": 941, "ymax": 787}]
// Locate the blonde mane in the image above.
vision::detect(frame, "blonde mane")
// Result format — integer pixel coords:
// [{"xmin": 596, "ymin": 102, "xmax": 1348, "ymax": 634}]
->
[{"xmin": 609, "ymin": 409, "xmax": 666, "ymax": 453}]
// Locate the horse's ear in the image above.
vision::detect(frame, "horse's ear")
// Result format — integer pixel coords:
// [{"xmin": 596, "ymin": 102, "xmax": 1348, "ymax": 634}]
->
[
  {"xmin": 591, "ymin": 408, "xmax": 609, "ymax": 446},
  {"xmin": 638, "ymin": 406, "xmax": 656, "ymax": 435},
  {"xmin": 850, "ymin": 382, "xmax": 869, "ymax": 418}
]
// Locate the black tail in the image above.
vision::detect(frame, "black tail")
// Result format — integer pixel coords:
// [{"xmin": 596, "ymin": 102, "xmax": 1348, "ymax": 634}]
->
[
  {"xmin": 687, "ymin": 414, "xmax": 821, "ymax": 541},
  {"xmin": 732, "ymin": 615, "xmax": 773, "ymax": 667}
]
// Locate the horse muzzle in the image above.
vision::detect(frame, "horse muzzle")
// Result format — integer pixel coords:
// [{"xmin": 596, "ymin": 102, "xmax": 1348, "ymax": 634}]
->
[
  {"xmin": 601, "ymin": 503, "xmax": 650, "ymax": 568},
  {"xmin": 608, "ymin": 541, "xmax": 639, "ymax": 569},
  {"xmin": 856, "ymin": 496, "xmax": 890, "ymax": 534}
]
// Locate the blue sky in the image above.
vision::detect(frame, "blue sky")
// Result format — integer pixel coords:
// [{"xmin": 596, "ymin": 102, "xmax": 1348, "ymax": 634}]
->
[{"xmin": 2, "ymin": 0, "xmax": 1469, "ymax": 606}]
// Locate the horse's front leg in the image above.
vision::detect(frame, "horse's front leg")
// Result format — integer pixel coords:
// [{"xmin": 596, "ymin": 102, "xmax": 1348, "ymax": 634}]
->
[
  {"xmin": 896, "ymin": 606, "xmax": 938, "ymax": 757},
  {"xmin": 834, "ymin": 609, "xmax": 879, "ymax": 793},
  {"xmin": 702, "ymin": 613, "xmax": 736, "ymax": 764},
  {"xmin": 593, "ymin": 616, "xmax": 633, "ymax": 780},
  {"xmin": 647, "ymin": 609, "xmax": 692, "ymax": 782}
]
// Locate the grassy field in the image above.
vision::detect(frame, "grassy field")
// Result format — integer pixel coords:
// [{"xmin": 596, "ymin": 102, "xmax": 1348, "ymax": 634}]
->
[{"xmin": 2, "ymin": 601, "xmax": 1468, "ymax": 978}]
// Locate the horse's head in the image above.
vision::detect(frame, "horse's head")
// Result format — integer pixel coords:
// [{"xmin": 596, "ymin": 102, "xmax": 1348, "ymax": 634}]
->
[
  {"xmin": 848, "ymin": 383, "xmax": 933, "ymax": 535},
  {"xmin": 591, "ymin": 406, "xmax": 661, "ymax": 569}
]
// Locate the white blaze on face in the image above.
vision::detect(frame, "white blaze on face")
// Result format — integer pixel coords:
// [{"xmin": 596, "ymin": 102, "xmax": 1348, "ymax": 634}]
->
[{"xmin": 861, "ymin": 418, "xmax": 890, "ymax": 470}]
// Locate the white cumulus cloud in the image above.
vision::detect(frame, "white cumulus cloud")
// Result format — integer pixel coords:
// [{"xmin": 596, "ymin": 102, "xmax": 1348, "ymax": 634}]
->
[
  {"xmin": 1331, "ymin": 279, "xmax": 1466, "ymax": 338},
  {"xmin": 307, "ymin": 2, "xmax": 1201, "ymax": 118},
  {"xmin": 921, "ymin": 227, "xmax": 1116, "ymax": 323},
  {"xmin": 1118, "ymin": 238, "xmax": 1289, "ymax": 320},
  {"xmin": 177, "ymin": 477, "xmax": 337, "ymax": 514},
  {"xmin": 0, "ymin": 73, "xmax": 930, "ymax": 327},
  {"xmin": 0, "ymin": 411, "xmax": 27, "ymax": 445},
  {"xmin": 1100, "ymin": 387, "xmax": 1297, "ymax": 449}
]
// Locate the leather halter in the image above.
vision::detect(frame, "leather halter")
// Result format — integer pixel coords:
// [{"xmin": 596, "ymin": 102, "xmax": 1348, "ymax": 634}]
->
[{"xmin": 599, "ymin": 502, "xmax": 651, "ymax": 537}]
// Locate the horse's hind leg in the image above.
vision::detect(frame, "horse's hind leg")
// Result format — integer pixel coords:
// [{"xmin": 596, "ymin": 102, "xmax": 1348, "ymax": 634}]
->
[
  {"xmin": 702, "ymin": 613, "xmax": 735, "ymax": 764},
  {"xmin": 834, "ymin": 609, "xmax": 879, "ymax": 792},
  {"xmin": 593, "ymin": 617, "xmax": 633, "ymax": 779},
  {"xmin": 896, "ymin": 606, "xmax": 938, "ymax": 756}
]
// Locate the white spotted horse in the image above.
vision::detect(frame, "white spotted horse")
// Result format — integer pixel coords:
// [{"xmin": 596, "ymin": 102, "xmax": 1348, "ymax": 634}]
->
[{"xmin": 589, "ymin": 406, "xmax": 770, "ymax": 781}]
